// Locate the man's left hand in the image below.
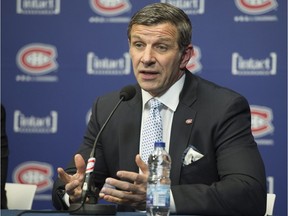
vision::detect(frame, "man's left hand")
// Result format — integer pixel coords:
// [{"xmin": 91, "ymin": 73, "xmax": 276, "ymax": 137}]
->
[{"xmin": 99, "ymin": 154, "xmax": 148, "ymax": 210}]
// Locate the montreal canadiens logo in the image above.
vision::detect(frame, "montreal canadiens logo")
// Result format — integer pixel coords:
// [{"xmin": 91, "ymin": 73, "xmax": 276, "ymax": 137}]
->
[
  {"xmin": 13, "ymin": 161, "xmax": 53, "ymax": 192},
  {"xmin": 251, "ymin": 105, "xmax": 274, "ymax": 138},
  {"xmin": 187, "ymin": 46, "xmax": 202, "ymax": 74},
  {"xmin": 235, "ymin": 0, "xmax": 278, "ymax": 15},
  {"xmin": 89, "ymin": 0, "xmax": 131, "ymax": 16},
  {"xmin": 16, "ymin": 43, "xmax": 58, "ymax": 75}
]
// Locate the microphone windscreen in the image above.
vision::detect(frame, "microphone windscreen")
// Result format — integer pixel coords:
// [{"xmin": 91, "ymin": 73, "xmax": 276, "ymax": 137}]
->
[{"xmin": 120, "ymin": 85, "xmax": 136, "ymax": 101}]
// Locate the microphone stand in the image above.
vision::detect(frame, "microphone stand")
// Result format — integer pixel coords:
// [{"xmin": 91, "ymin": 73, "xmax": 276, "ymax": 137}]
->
[
  {"xmin": 68, "ymin": 85, "xmax": 136, "ymax": 215},
  {"xmin": 69, "ymin": 99, "xmax": 126, "ymax": 215}
]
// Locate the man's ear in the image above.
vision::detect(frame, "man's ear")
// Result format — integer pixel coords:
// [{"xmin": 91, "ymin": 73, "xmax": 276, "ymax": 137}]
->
[{"xmin": 180, "ymin": 44, "xmax": 194, "ymax": 69}]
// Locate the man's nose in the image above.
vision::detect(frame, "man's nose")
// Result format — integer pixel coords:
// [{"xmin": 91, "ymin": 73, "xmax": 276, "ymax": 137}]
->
[{"xmin": 141, "ymin": 47, "xmax": 155, "ymax": 65}]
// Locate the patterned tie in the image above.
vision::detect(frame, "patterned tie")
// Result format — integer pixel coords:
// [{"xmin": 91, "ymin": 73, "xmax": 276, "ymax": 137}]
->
[{"xmin": 141, "ymin": 98, "xmax": 163, "ymax": 163}]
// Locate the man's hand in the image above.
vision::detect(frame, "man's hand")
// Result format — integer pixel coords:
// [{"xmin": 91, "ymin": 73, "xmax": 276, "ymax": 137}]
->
[
  {"xmin": 99, "ymin": 154, "xmax": 148, "ymax": 210},
  {"xmin": 57, "ymin": 154, "xmax": 86, "ymax": 203}
]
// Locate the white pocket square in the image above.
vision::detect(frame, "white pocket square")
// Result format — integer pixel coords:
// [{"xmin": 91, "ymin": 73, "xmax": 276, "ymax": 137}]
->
[{"xmin": 183, "ymin": 145, "xmax": 204, "ymax": 166}]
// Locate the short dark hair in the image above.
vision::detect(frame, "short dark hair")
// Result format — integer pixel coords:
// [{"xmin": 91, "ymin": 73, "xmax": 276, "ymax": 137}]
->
[{"xmin": 127, "ymin": 3, "xmax": 192, "ymax": 51}]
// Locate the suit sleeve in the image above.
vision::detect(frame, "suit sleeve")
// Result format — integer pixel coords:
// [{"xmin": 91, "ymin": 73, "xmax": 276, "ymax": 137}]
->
[{"xmin": 172, "ymin": 96, "xmax": 267, "ymax": 216}]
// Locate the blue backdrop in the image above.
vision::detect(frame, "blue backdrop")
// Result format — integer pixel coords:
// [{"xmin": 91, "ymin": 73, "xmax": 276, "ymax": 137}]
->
[{"xmin": 1, "ymin": 0, "xmax": 287, "ymax": 215}]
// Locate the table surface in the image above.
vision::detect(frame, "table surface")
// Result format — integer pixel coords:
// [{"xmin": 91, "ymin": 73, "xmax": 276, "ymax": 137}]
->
[{"xmin": 1, "ymin": 209, "xmax": 197, "ymax": 216}]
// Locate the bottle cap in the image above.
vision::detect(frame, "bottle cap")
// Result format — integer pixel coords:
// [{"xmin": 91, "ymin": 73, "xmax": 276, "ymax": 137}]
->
[{"xmin": 154, "ymin": 141, "xmax": 165, "ymax": 148}]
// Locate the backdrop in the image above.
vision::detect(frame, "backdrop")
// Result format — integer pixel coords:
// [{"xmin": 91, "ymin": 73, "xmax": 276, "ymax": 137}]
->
[{"xmin": 1, "ymin": 0, "xmax": 287, "ymax": 215}]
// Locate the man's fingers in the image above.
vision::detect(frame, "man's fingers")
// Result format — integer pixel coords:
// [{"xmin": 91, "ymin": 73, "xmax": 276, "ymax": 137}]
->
[
  {"xmin": 57, "ymin": 167, "xmax": 71, "ymax": 183},
  {"xmin": 105, "ymin": 177, "xmax": 146, "ymax": 195},
  {"xmin": 65, "ymin": 179, "xmax": 81, "ymax": 195},
  {"xmin": 117, "ymin": 171, "xmax": 147, "ymax": 184},
  {"xmin": 101, "ymin": 188, "xmax": 146, "ymax": 210},
  {"xmin": 101, "ymin": 186, "xmax": 144, "ymax": 201},
  {"xmin": 135, "ymin": 154, "xmax": 148, "ymax": 175},
  {"xmin": 74, "ymin": 154, "xmax": 86, "ymax": 174}
]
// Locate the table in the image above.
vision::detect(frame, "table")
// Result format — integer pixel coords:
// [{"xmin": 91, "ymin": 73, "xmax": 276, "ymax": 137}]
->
[{"xmin": 1, "ymin": 210, "xmax": 197, "ymax": 216}]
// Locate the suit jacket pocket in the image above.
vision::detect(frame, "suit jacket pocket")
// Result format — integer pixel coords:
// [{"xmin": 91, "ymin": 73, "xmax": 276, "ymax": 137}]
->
[{"xmin": 180, "ymin": 154, "xmax": 219, "ymax": 185}]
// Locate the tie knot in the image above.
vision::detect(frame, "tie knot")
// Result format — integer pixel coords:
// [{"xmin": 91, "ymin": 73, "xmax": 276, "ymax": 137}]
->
[{"xmin": 149, "ymin": 98, "xmax": 161, "ymax": 109}]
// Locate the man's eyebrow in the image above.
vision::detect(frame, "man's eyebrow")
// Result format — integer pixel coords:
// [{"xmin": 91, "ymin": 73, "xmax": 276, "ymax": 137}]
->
[
  {"xmin": 130, "ymin": 34, "xmax": 174, "ymax": 43},
  {"xmin": 130, "ymin": 35, "xmax": 142, "ymax": 40}
]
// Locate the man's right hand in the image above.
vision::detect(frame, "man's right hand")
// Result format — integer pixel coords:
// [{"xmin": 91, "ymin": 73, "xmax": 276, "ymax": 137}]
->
[{"xmin": 57, "ymin": 154, "xmax": 86, "ymax": 203}]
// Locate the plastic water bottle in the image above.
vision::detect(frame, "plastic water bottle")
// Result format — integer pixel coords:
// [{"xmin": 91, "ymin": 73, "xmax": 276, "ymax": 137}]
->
[{"xmin": 146, "ymin": 141, "xmax": 171, "ymax": 216}]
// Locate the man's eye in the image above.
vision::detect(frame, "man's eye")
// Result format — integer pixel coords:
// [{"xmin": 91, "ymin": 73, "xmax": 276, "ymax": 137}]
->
[
  {"xmin": 156, "ymin": 45, "xmax": 168, "ymax": 52},
  {"xmin": 134, "ymin": 42, "xmax": 144, "ymax": 49}
]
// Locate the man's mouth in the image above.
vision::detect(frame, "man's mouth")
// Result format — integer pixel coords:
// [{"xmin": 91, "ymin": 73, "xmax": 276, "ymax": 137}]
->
[{"xmin": 140, "ymin": 70, "xmax": 159, "ymax": 79}]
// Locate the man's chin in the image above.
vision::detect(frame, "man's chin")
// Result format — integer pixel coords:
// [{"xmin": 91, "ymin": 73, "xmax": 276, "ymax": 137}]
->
[
  {"xmin": 140, "ymin": 85, "xmax": 157, "ymax": 95},
  {"xmin": 140, "ymin": 86, "xmax": 164, "ymax": 97}
]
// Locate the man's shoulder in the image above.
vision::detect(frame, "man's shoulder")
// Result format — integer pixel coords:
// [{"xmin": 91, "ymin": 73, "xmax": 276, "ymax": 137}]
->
[
  {"xmin": 191, "ymin": 74, "xmax": 244, "ymax": 99},
  {"xmin": 186, "ymin": 73, "xmax": 249, "ymax": 110}
]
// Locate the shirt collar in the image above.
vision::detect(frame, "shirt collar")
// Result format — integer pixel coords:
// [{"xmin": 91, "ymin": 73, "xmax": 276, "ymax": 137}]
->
[{"xmin": 141, "ymin": 73, "xmax": 186, "ymax": 111}]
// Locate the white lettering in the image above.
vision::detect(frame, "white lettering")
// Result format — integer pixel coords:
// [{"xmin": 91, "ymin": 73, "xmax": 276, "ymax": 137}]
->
[
  {"xmin": 23, "ymin": 0, "xmax": 54, "ymax": 9},
  {"xmin": 87, "ymin": 52, "xmax": 130, "ymax": 75},
  {"xmin": 232, "ymin": 52, "xmax": 277, "ymax": 75},
  {"xmin": 14, "ymin": 110, "xmax": 58, "ymax": 133}
]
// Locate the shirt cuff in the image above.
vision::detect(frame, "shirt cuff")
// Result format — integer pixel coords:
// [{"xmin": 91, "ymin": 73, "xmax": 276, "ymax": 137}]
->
[
  {"xmin": 170, "ymin": 190, "xmax": 176, "ymax": 213},
  {"xmin": 63, "ymin": 193, "xmax": 70, "ymax": 207}
]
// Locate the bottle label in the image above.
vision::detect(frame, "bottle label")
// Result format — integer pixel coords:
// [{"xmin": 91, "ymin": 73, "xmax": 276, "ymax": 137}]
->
[{"xmin": 147, "ymin": 184, "xmax": 170, "ymax": 207}]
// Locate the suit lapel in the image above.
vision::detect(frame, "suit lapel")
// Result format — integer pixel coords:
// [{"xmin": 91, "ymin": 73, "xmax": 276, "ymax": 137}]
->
[
  {"xmin": 119, "ymin": 85, "xmax": 142, "ymax": 173},
  {"xmin": 170, "ymin": 71, "xmax": 198, "ymax": 185}
]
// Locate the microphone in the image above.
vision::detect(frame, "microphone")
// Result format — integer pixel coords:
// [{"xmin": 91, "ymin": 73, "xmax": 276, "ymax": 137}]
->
[{"xmin": 69, "ymin": 85, "xmax": 136, "ymax": 215}]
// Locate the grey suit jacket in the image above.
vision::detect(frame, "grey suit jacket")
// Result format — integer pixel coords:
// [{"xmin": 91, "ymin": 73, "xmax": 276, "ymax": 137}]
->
[{"xmin": 52, "ymin": 71, "xmax": 266, "ymax": 215}]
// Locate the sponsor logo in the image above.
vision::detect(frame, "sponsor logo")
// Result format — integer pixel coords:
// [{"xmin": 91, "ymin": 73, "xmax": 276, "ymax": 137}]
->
[
  {"xmin": 16, "ymin": 0, "xmax": 60, "ymax": 15},
  {"xmin": 234, "ymin": 0, "xmax": 278, "ymax": 22},
  {"xmin": 89, "ymin": 0, "xmax": 131, "ymax": 16},
  {"xmin": 235, "ymin": 0, "xmax": 278, "ymax": 15},
  {"xmin": 17, "ymin": 43, "xmax": 58, "ymax": 75},
  {"xmin": 13, "ymin": 161, "xmax": 53, "ymax": 193},
  {"xmin": 232, "ymin": 52, "xmax": 277, "ymax": 76},
  {"xmin": 187, "ymin": 46, "xmax": 202, "ymax": 74},
  {"xmin": 250, "ymin": 105, "xmax": 274, "ymax": 145},
  {"xmin": 161, "ymin": 0, "xmax": 205, "ymax": 15},
  {"xmin": 16, "ymin": 43, "xmax": 58, "ymax": 82},
  {"xmin": 87, "ymin": 52, "xmax": 131, "ymax": 75},
  {"xmin": 89, "ymin": 0, "xmax": 131, "ymax": 23},
  {"xmin": 14, "ymin": 110, "xmax": 58, "ymax": 133}
]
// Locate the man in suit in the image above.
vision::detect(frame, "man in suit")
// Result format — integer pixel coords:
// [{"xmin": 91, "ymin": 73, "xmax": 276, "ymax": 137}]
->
[{"xmin": 52, "ymin": 3, "xmax": 266, "ymax": 215}]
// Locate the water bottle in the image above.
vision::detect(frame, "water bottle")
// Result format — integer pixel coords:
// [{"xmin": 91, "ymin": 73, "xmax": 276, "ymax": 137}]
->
[{"xmin": 146, "ymin": 141, "xmax": 171, "ymax": 216}]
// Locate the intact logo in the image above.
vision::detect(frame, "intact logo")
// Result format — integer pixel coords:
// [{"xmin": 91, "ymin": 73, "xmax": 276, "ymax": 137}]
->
[
  {"xmin": 87, "ymin": 52, "xmax": 131, "ymax": 75},
  {"xmin": 232, "ymin": 52, "xmax": 277, "ymax": 76},
  {"xmin": 250, "ymin": 105, "xmax": 274, "ymax": 138},
  {"xmin": 89, "ymin": 0, "xmax": 131, "ymax": 16},
  {"xmin": 16, "ymin": 43, "xmax": 58, "ymax": 75},
  {"xmin": 235, "ymin": 0, "xmax": 278, "ymax": 15},
  {"xmin": 13, "ymin": 161, "xmax": 53, "ymax": 193},
  {"xmin": 14, "ymin": 110, "xmax": 58, "ymax": 133},
  {"xmin": 161, "ymin": 0, "xmax": 205, "ymax": 15},
  {"xmin": 187, "ymin": 46, "xmax": 202, "ymax": 74},
  {"xmin": 16, "ymin": 0, "xmax": 61, "ymax": 15}
]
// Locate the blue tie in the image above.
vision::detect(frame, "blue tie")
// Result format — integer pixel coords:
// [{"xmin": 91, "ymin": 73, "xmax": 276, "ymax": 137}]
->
[{"xmin": 141, "ymin": 98, "xmax": 163, "ymax": 163}]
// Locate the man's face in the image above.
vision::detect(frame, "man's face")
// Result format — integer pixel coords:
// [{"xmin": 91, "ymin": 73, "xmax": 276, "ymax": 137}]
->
[{"xmin": 129, "ymin": 23, "xmax": 191, "ymax": 97}]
